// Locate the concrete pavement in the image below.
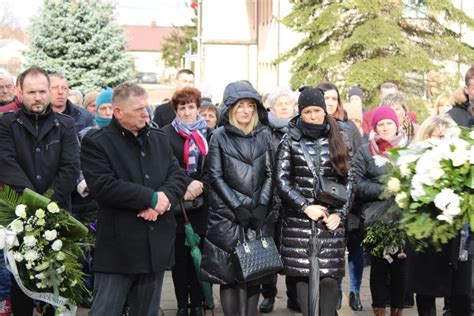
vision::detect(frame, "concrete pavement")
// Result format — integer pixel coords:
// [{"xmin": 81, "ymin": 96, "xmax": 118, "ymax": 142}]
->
[{"xmin": 76, "ymin": 262, "xmax": 444, "ymax": 315}]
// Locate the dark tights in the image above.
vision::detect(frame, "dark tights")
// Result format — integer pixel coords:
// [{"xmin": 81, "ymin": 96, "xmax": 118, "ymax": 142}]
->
[
  {"xmin": 220, "ymin": 284, "xmax": 259, "ymax": 316},
  {"xmin": 295, "ymin": 277, "xmax": 339, "ymax": 316}
]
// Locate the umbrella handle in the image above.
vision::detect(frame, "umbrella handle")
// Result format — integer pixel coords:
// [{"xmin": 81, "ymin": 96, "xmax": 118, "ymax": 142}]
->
[{"xmin": 179, "ymin": 201, "xmax": 190, "ymax": 223}]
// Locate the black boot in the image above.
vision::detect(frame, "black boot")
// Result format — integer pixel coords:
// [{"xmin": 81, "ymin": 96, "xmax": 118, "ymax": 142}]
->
[
  {"xmin": 349, "ymin": 292, "xmax": 363, "ymax": 311},
  {"xmin": 176, "ymin": 307, "xmax": 188, "ymax": 316},
  {"xmin": 259, "ymin": 297, "xmax": 275, "ymax": 313},
  {"xmin": 287, "ymin": 298, "xmax": 301, "ymax": 313},
  {"xmin": 189, "ymin": 307, "xmax": 204, "ymax": 316}
]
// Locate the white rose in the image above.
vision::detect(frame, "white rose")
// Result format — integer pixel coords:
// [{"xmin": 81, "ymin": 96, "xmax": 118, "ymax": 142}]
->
[
  {"xmin": 399, "ymin": 163, "xmax": 412, "ymax": 178},
  {"xmin": 23, "ymin": 235, "xmax": 37, "ymax": 247},
  {"xmin": 395, "ymin": 192, "xmax": 408, "ymax": 208},
  {"xmin": 51, "ymin": 239, "xmax": 63, "ymax": 251},
  {"xmin": 34, "ymin": 261, "xmax": 49, "ymax": 271},
  {"xmin": 434, "ymin": 188, "xmax": 462, "ymax": 217},
  {"xmin": 15, "ymin": 205, "xmax": 27, "ymax": 219},
  {"xmin": 56, "ymin": 265, "xmax": 65, "ymax": 274},
  {"xmin": 56, "ymin": 252, "xmax": 66, "ymax": 261},
  {"xmin": 35, "ymin": 273, "xmax": 45, "ymax": 280},
  {"xmin": 25, "ymin": 225, "xmax": 33, "ymax": 232},
  {"xmin": 43, "ymin": 230, "xmax": 58, "ymax": 241},
  {"xmin": 470, "ymin": 131, "xmax": 474, "ymax": 140},
  {"xmin": 47, "ymin": 202, "xmax": 60, "ymax": 214},
  {"xmin": 35, "ymin": 209, "xmax": 45, "ymax": 219},
  {"xmin": 410, "ymin": 181, "xmax": 426, "ymax": 201},
  {"xmin": 429, "ymin": 166, "xmax": 445, "ymax": 180},
  {"xmin": 470, "ymin": 146, "xmax": 474, "ymax": 165},
  {"xmin": 37, "ymin": 218, "xmax": 45, "ymax": 226},
  {"xmin": 11, "ymin": 219, "xmax": 23, "ymax": 233},
  {"xmin": 387, "ymin": 177, "xmax": 401, "ymax": 194},
  {"xmin": 24, "ymin": 249, "xmax": 39, "ymax": 262},
  {"xmin": 437, "ymin": 214, "xmax": 454, "ymax": 225},
  {"xmin": 14, "ymin": 252, "xmax": 23, "ymax": 262}
]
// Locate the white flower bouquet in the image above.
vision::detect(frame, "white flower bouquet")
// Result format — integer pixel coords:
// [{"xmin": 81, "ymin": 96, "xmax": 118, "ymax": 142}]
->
[
  {"xmin": 0, "ymin": 187, "xmax": 88, "ymax": 312},
  {"xmin": 386, "ymin": 127, "xmax": 474, "ymax": 249}
]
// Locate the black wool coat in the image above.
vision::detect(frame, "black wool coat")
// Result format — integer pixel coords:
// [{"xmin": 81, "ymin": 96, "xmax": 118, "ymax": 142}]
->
[
  {"xmin": 0, "ymin": 105, "xmax": 80, "ymax": 210},
  {"xmin": 80, "ymin": 118, "xmax": 187, "ymax": 274},
  {"xmin": 161, "ymin": 124, "xmax": 211, "ymax": 235}
]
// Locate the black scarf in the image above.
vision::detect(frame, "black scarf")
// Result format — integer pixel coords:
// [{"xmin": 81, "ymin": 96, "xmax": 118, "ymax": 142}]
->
[{"xmin": 297, "ymin": 117, "xmax": 327, "ymax": 140}]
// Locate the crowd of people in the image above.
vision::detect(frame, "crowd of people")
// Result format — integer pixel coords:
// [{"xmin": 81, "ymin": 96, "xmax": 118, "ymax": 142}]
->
[{"xmin": 0, "ymin": 64, "xmax": 473, "ymax": 316}]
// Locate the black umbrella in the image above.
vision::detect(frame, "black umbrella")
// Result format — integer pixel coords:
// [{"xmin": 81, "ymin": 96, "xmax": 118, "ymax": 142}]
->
[{"xmin": 308, "ymin": 220, "xmax": 322, "ymax": 316}]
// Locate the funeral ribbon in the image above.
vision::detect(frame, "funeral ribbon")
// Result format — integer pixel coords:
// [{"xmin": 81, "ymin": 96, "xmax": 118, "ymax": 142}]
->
[{"xmin": 0, "ymin": 226, "xmax": 77, "ymax": 315}]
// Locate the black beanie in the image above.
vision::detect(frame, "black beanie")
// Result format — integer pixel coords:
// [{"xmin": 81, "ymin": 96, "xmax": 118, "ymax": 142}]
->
[{"xmin": 298, "ymin": 87, "xmax": 326, "ymax": 113}]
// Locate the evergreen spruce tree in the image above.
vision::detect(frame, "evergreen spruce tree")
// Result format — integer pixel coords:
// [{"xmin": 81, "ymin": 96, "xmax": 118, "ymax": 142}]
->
[
  {"xmin": 279, "ymin": 0, "xmax": 474, "ymax": 111},
  {"xmin": 25, "ymin": 0, "xmax": 134, "ymax": 93}
]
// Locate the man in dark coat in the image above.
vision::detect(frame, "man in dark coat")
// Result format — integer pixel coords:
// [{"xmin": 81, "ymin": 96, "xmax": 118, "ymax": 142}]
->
[
  {"xmin": 80, "ymin": 82, "xmax": 187, "ymax": 316},
  {"xmin": 49, "ymin": 73, "xmax": 94, "ymax": 134},
  {"xmin": 152, "ymin": 69, "xmax": 195, "ymax": 127},
  {"xmin": 448, "ymin": 65, "xmax": 474, "ymax": 127},
  {"xmin": 0, "ymin": 65, "xmax": 80, "ymax": 315}
]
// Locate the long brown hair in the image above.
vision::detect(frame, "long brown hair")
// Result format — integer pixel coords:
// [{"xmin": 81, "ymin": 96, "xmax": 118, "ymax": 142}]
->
[
  {"xmin": 326, "ymin": 115, "xmax": 349, "ymax": 176},
  {"xmin": 317, "ymin": 82, "xmax": 345, "ymax": 121}
]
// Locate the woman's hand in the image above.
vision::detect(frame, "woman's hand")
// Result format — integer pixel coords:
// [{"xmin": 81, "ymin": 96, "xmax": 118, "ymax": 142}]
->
[
  {"xmin": 303, "ymin": 205, "xmax": 328, "ymax": 221},
  {"xmin": 184, "ymin": 180, "xmax": 204, "ymax": 200},
  {"xmin": 323, "ymin": 214, "xmax": 341, "ymax": 231}
]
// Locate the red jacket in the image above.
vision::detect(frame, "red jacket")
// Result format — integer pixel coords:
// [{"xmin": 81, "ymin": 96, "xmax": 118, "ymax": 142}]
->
[{"xmin": 0, "ymin": 97, "xmax": 21, "ymax": 114}]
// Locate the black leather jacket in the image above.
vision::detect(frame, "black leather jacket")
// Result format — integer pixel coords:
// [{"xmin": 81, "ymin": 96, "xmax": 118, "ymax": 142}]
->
[
  {"xmin": 201, "ymin": 81, "xmax": 272, "ymax": 285},
  {"xmin": 275, "ymin": 116, "xmax": 350, "ymax": 278}
]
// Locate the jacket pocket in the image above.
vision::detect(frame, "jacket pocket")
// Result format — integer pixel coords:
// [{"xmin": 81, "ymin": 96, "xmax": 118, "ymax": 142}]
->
[{"xmin": 45, "ymin": 140, "xmax": 60, "ymax": 151}]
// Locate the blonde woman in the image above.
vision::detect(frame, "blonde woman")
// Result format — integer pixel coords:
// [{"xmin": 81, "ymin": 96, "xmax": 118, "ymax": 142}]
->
[
  {"xmin": 201, "ymin": 81, "xmax": 273, "ymax": 315},
  {"xmin": 433, "ymin": 93, "xmax": 454, "ymax": 115}
]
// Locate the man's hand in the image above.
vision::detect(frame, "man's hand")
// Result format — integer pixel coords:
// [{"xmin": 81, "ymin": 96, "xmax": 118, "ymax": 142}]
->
[
  {"xmin": 137, "ymin": 208, "xmax": 159, "ymax": 221},
  {"xmin": 154, "ymin": 191, "xmax": 171, "ymax": 214},
  {"xmin": 184, "ymin": 180, "xmax": 204, "ymax": 201},
  {"xmin": 323, "ymin": 214, "xmax": 341, "ymax": 231},
  {"xmin": 303, "ymin": 205, "xmax": 328, "ymax": 221}
]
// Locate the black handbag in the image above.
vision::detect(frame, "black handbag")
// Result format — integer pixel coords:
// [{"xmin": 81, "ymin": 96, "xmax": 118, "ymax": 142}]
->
[
  {"xmin": 233, "ymin": 227, "xmax": 283, "ymax": 282},
  {"xmin": 299, "ymin": 140, "xmax": 348, "ymax": 208}
]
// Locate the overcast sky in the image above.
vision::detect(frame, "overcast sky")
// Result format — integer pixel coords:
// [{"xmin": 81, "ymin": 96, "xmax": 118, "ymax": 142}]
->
[{"xmin": 4, "ymin": 0, "xmax": 194, "ymax": 28}]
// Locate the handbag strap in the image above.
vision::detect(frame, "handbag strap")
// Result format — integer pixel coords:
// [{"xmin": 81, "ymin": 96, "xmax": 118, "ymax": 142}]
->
[{"xmin": 299, "ymin": 139, "xmax": 321, "ymax": 183}]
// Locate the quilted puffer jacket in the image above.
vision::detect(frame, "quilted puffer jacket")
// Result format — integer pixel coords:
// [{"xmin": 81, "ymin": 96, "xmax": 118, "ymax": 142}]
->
[
  {"xmin": 200, "ymin": 81, "xmax": 273, "ymax": 285},
  {"xmin": 275, "ymin": 116, "xmax": 350, "ymax": 278}
]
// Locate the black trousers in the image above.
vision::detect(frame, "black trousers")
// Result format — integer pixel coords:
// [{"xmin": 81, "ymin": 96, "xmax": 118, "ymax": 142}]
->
[
  {"xmin": 171, "ymin": 233, "xmax": 204, "ymax": 308},
  {"xmin": 417, "ymin": 294, "xmax": 470, "ymax": 316},
  {"xmin": 370, "ymin": 255, "xmax": 407, "ymax": 308},
  {"xmin": 260, "ymin": 274, "xmax": 298, "ymax": 301}
]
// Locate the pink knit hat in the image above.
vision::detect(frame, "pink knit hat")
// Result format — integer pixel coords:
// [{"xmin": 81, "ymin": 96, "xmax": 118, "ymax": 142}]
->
[{"xmin": 371, "ymin": 106, "xmax": 399, "ymax": 131}]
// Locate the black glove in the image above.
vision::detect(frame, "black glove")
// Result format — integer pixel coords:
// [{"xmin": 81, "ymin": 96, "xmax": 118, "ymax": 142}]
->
[
  {"xmin": 250, "ymin": 205, "xmax": 267, "ymax": 230},
  {"xmin": 234, "ymin": 206, "xmax": 251, "ymax": 227}
]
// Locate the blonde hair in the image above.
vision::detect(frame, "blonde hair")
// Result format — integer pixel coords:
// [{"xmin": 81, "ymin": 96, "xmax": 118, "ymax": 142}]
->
[
  {"xmin": 453, "ymin": 87, "xmax": 467, "ymax": 105},
  {"xmin": 411, "ymin": 114, "xmax": 457, "ymax": 145},
  {"xmin": 228, "ymin": 101, "xmax": 259, "ymax": 135},
  {"xmin": 433, "ymin": 93, "xmax": 454, "ymax": 114}
]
